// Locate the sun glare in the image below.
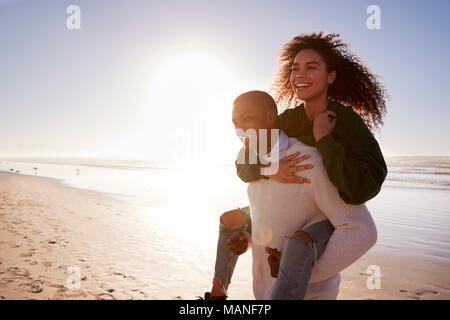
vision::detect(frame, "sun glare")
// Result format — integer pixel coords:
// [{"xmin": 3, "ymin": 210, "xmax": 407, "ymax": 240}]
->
[
  {"xmin": 148, "ymin": 52, "xmax": 234, "ymax": 110},
  {"xmin": 143, "ymin": 52, "xmax": 241, "ymax": 166}
]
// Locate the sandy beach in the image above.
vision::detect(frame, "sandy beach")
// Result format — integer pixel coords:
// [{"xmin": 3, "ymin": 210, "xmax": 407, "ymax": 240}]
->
[
  {"xmin": 0, "ymin": 172, "xmax": 155, "ymax": 300},
  {"xmin": 0, "ymin": 168, "xmax": 449, "ymax": 300}
]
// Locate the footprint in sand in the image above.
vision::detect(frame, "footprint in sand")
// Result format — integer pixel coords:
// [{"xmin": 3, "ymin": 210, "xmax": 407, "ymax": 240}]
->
[
  {"xmin": 113, "ymin": 272, "xmax": 127, "ymax": 278},
  {"xmin": 399, "ymin": 289, "xmax": 440, "ymax": 299},
  {"xmin": 359, "ymin": 272, "xmax": 371, "ymax": 276},
  {"xmin": 416, "ymin": 290, "xmax": 439, "ymax": 297},
  {"xmin": 113, "ymin": 272, "xmax": 136, "ymax": 280},
  {"xmin": 6, "ymin": 267, "xmax": 30, "ymax": 277},
  {"xmin": 0, "ymin": 278, "xmax": 15, "ymax": 286},
  {"xmin": 51, "ymin": 284, "xmax": 88, "ymax": 300},
  {"xmin": 19, "ymin": 251, "xmax": 35, "ymax": 258},
  {"xmin": 95, "ymin": 293, "xmax": 116, "ymax": 300},
  {"xmin": 42, "ymin": 261, "xmax": 53, "ymax": 268},
  {"xmin": 19, "ymin": 280, "xmax": 44, "ymax": 293}
]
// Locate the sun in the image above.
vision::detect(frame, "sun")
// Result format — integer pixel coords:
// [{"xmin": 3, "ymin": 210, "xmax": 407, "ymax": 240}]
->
[
  {"xmin": 148, "ymin": 52, "xmax": 234, "ymax": 111},
  {"xmin": 142, "ymin": 52, "xmax": 240, "ymax": 165}
]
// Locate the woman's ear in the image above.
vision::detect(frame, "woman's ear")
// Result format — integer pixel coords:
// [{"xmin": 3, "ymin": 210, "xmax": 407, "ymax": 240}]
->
[{"xmin": 328, "ymin": 70, "xmax": 337, "ymax": 85}]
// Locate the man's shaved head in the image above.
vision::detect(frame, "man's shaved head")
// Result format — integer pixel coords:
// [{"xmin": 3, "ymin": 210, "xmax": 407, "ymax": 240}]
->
[
  {"xmin": 232, "ymin": 91, "xmax": 279, "ymax": 132},
  {"xmin": 232, "ymin": 91, "xmax": 279, "ymax": 151},
  {"xmin": 233, "ymin": 90, "xmax": 278, "ymax": 113}
]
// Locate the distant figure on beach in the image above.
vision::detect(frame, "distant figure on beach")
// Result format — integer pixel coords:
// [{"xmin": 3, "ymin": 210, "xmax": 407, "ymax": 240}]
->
[
  {"xmin": 202, "ymin": 32, "xmax": 387, "ymax": 300},
  {"xmin": 76, "ymin": 168, "xmax": 80, "ymax": 175},
  {"xmin": 33, "ymin": 167, "xmax": 38, "ymax": 175}
]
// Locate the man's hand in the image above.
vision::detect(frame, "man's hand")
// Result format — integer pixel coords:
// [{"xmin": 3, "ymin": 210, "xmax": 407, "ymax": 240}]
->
[
  {"xmin": 263, "ymin": 152, "xmax": 313, "ymax": 184},
  {"xmin": 227, "ymin": 231, "xmax": 249, "ymax": 255},
  {"xmin": 265, "ymin": 247, "xmax": 281, "ymax": 278},
  {"xmin": 313, "ymin": 111, "xmax": 337, "ymax": 142}
]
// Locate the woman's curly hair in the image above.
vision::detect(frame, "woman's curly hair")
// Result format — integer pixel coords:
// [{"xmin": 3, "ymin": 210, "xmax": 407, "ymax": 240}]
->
[{"xmin": 270, "ymin": 32, "xmax": 388, "ymax": 131}]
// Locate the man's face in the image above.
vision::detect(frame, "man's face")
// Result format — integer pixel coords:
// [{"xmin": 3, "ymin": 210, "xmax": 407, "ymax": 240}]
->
[{"xmin": 232, "ymin": 103, "xmax": 272, "ymax": 150}]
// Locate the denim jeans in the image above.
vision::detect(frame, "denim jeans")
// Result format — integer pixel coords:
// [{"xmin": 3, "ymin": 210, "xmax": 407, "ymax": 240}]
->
[
  {"xmin": 214, "ymin": 206, "xmax": 334, "ymax": 300},
  {"xmin": 270, "ymin": 219, "xmax": 334, "ymax": 300},
  {"xmin": 214, "ymin": 207, "xmax": 251, "ymax": 288}
]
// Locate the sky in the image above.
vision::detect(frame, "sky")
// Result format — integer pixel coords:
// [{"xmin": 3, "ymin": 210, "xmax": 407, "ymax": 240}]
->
[{"xmin": 1, "ymin": 0, "xmax": 449, "ymax": 163}]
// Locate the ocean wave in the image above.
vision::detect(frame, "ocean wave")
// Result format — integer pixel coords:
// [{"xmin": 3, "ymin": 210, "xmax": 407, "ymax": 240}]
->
[{"xmin": 386, "ymin": 177, "xmax": 450, "ymax": 187}]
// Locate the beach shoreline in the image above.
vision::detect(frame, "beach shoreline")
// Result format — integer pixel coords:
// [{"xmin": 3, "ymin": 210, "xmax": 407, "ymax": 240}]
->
[{"xmin": 0, "ymin": 171, "xmax": 449, "ymax": 300}]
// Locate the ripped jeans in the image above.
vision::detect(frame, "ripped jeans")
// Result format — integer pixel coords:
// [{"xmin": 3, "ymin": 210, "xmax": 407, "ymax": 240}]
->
[{"xmin": 214, "ymin": 206, "xmax": 335, "ymax": 300}]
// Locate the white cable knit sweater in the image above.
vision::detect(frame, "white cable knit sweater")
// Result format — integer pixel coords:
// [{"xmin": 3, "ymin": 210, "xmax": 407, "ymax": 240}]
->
[{"xmin": 247, "ymin": 132, "xmax": 377, "ymax": 300}]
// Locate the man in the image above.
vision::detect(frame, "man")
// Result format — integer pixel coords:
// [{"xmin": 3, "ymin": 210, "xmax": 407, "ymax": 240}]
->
[{"xmin": 204, "ymin": 90, "xmax": 377, "ymax": 300}]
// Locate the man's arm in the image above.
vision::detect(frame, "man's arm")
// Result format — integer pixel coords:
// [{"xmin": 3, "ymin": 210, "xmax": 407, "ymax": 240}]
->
[
  {"xmin": 235, "ymin": 147, "xmax": 265, "ymax": 183},
  {"xmin": 300, "ymin": 152, "xmax": 378, "ymax": 283}
]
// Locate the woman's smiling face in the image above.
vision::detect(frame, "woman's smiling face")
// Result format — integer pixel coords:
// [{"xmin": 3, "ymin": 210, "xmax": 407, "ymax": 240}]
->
[{"xmin": 290, "ymin": 49, "xmax": 336, "ymax": 102}]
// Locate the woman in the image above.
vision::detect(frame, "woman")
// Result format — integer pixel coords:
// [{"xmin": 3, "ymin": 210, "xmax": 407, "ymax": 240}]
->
[{"xmin": 203, "ymin": 32, "xmax": 388, "ymax": 300}]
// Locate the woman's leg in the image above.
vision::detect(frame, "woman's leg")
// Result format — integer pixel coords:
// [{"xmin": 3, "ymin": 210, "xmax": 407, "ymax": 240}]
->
[
  {"xmin": 270, "ymin": 220, "xmax": 335, "ymax": 300},
  {"xmin": 210, "ymin": 207, "xmax": 251, "ymax": 297}
]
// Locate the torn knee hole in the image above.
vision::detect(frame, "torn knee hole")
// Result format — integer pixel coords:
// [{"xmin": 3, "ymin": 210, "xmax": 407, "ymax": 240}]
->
[
  {"xmin": 294, "ymin": 230, "xmax": 313, "ymax": 244},
  {"xmin": 221, "ymin": 209, "xmax": 245, "ymax": 230}
]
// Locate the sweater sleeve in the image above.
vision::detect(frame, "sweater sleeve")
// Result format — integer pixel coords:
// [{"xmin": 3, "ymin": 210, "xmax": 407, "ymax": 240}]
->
[
  {"xmin": 301, "ymin": 152, "xmax": 378, "ymax": 284},
  {"xmin": 315, "ymin": 110, "xmax": 387, "ymax": 205}
]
